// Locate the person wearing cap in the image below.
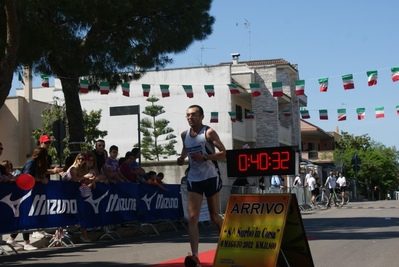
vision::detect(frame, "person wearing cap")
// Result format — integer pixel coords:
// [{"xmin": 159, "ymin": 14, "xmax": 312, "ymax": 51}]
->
[{"xmin": 39, "ymin": 134, "xmax": 63, "ymax": 176}]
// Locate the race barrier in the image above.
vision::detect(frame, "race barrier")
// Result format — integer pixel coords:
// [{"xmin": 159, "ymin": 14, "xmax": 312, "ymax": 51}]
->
[{"xmin": 0, "ymin": 181, "xmax": 181, "ymax": 234}]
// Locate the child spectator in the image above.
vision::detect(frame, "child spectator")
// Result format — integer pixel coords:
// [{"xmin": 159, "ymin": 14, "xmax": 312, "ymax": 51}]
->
[
  {"xmin": 156, "ymin": 172, "xmax": 164, "ymax": 184},
  {"xmin": 106, "ymin": 145, "xmax": 127, "ymax": 182},
  {"xmin": 147, "ymin": 171, "xmax": 168, "ymax": 191}
]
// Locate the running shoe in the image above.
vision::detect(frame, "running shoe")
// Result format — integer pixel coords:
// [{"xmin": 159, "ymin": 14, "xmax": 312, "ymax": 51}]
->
[{"xmin": 184, "ymin": 253, "xmax": 201, "ymax": 267}]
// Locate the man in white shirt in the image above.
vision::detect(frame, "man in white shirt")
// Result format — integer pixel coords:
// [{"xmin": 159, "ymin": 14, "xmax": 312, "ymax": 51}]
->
[
  {"xmin": 325, "ymin": 171, "xmax": 337, "ymax": 206},
  {"xmin": 304, "ymin": 170, "xmax": 313, "ymax": 186},
  {"xmin": 293, "ymin": 174, "xmax": 302, "ymax": 187},
  {"xmin": 305, "ymin": 175, "xmax": 316, "ymax": 205}
]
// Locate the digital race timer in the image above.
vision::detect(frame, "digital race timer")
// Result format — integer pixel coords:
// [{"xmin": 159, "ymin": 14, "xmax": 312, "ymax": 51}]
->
[{"xmin": 226, "ymin": 146, "xmax": 297, "ymax": 177}]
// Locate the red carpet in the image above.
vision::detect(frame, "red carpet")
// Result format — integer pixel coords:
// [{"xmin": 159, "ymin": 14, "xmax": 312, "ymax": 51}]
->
[
  {"xmin": 152, "ymin": 249, "xmax": 215, "ymax": 267},
  {"xmin": 153, "ymin": 236, "xmax": 317, "ymax": 266}
]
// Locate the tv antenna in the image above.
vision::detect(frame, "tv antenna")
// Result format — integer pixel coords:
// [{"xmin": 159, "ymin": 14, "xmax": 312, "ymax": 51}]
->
[
  {"xmin": 200, "ymin": 44, "xmax": 215, "ymax": 66},
  {"xmin": 236, "ymin": 19, "xmax": 251, "ymax": 60}
]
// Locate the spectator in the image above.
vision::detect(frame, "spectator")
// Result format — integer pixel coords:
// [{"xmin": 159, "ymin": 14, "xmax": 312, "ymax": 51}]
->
[
  {"xmin": 130, "ymin": 147, "xmax": 140, "ymax": 170},
  {"xmin": 305, "ymin": 173, "xmax": 317, "ymax": 205},
  {"xmin": 39, "ymin": 134, "xmax": 63, "ymax": 177},
  {"xmin": 336, "ymin": 172, "xmax": 346, "ymax": 206},
  {"xmin": 270, "ymin": 175, "xmax": 285, "ymax": 189},
  {"xmin": 374, "ymin": 186, "xmax": 380, "ymax": 201},
  {"xmin": 63, "ymin": 153, "xmax": 94, "ymax": 242},
  {"xmin": 92, "ymin": 139, "xmax": 110, "ymax": 178},
  {"xmin": 180, "ymin": 167, "xmax": 189, "ymax": 185},
  {"xmin": 87, "ymin": 152, "xmax": 109, "ymax": 184},
  {"xmin": 0, "ymin": 160, "xmax": 16, "ymax": 182},
  {"xmin": 147, "ymin": 171, "xmax": 168, "ymax": 191},
  {"xmin": 156, "ymin": 172, "xmax": 165, "ymax": 184},
  {"xmin": 293, "ymin": 174, "xmax": 302, "ymax": 187},
  {"xmin": 106, "ymin": 145, "xmax": 127, "ymax": 182},
  {"xmin": 304, "ymin": 170, "xmax": 313, "ymax": 186},
  {"xmin": 7, "ymin": 147, "xmax": 49, "ymax": 251},
  {"xmin": 324, "ymin": 171, "xmax": 337, "ymax": 206},
  {"xmin": 119, "ymin": 152, "xmax": 138, "ymax": 182}
]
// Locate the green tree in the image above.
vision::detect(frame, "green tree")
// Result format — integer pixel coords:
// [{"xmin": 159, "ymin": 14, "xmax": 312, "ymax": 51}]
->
[
  {"xmin": 32, "ymin": 97, "xmax": 107, "ymax": 165},
  {"xmin": 138, "ymin": 96, "xmax": 177, "ymax": 161},
  {"xmin": 334, "ymin": 132, "xmax": 399, "ymax": 199},
  {"xmin": 1, "ymin": 0, "xmax": 214, "ymax": 153}
]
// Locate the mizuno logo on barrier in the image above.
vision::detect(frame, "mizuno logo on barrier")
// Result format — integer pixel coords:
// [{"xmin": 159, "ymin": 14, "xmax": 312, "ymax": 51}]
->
[
  {"xmin": 106, "ymin": 194, "xmax": 136, "ymax": 212},
  {"xmin": 155, "ymin": 194, "xmax": 179, "ymax": 209},
  {"xmin": 28, "ymin": 195, "xmax": 78, "ymax": 216},
  {"xmin": 0, "ymin": 191, "xmax": 33, "ymax": 217}
]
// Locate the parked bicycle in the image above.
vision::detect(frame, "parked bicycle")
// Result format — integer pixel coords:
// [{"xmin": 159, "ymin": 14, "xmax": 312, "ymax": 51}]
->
[
  {"xmin": 315, "ymin": 187, "xmax": 329, "ymax": 208},
  {"xmin": 335, "ymin": 187, "xmax": 350, "ymax": 204}
]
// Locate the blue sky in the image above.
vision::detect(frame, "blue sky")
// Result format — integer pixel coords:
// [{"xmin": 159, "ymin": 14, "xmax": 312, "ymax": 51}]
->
[{"xmin": 10, "ymin": 0, "xmax": 399, "ymax": 148}]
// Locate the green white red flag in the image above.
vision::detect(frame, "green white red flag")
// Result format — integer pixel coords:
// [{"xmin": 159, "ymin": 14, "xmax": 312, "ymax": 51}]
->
[
  {"xmin": 100, "ymin": 81, "xmax": 109, "ymax": 95},
  {"xmin": 342, "ymin": 74, "xmax": 355, "ymax": 90},
  {"xmin": 391, "ymin": 67, "xmax": 399, "ymax": 82},
  {"xmin": 366, "ymin": 70, "xmax": 378, "ymax": 86},
  {"xmin": 356, "ymin": 108, "xmax": 365, "ymax": 120},
  {"xmin": 375, "ymin": 106, "xmax": 384, "ymax": 118},
  {"xmin": 246, "ymin": 111, "xmax": 255, "ymax": 119},
  {"xmin": 142, "ymin": 84, "xmax": 151, "ymax": 97},
  {"xmin": 263, "ymin": 110, "xmax": 274, "ymax": 114},
  {"xmin": 160, "ymin": 84, "xmax": 170, "ymax": 97},
  {"xmin": 318, "ymin": 77, "xmax": 328, "ymax": 92},
  {"xmin": 295, "ymin": 80, "xmax": 305, "ymax": 96},
  {"xmin": 79, "ymin": 79, "xmax": 89, "ymax": 94},
  {"xmin": 272, "ymin": 82, "xmax": 283, "ymax": 97},
  {"xmin": 249, "ymin": 83, "xmax": 261, "ymax": 97},
  {"xmin": 228, "ymin": 84, "xmax": 240, "ymax": 94},
  {"xmin": 319, "ymin": 109, "xmax": 328, "ymax": 120},
  {"xmin": 300, "ymin": 110, "xmax": 310, "ymax": 119},
  {"xmin": 121, "ymin": 83, "xmax": 130, "ymax": 97},
  {"xmin": 204, "ymin": 85, "xmax": 215, "ymax": 97},
  {"xmin": 396, "ymin": 105, "xmax": 399, "ymax": 115},
  {"xmin": 282, "ymin": 110, "xmax": 291, "ymax": 117},
  {"xmin": 337, "ymin": 109, "xmax": 346, "ymax": 121},
  {"xmin": 41, "ymin": 74, "xmax": 49, "ymax": 87},
  {"xmin": 18, "ymin": 72, "xmax": 25, "ymax": 85},
  {"xmin": 228, "ymin": 111, "xmax": 236, "ymax": 122},
  {"xmin": 210, "ymin": 112, "xmax": 218, "ymax": 123},
  {"xmin": 182, "ymin": 85, "xmax": 194, "ymax": 98}
]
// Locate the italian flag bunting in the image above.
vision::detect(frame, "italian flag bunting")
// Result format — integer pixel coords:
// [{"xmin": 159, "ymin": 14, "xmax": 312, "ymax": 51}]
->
[
  {"xmin": 342, "ymin": 74, "xmax": 355, "ymax": 90},
  {"xmin": 160, "ymin": 84, "xmax": 170, "ymax": 97},
  {"xmin": 228, "ymin": 84, "xmax": 240, "ymax": 94},
  {"xmin": 246, "ymin": 111, "xmax": 255, "ymax": 119},
  {"xmin": 204, "ymin": 85, "xmax": 215, "ymax": 97},
  {"xmin": 210, "ymin": 112, "xmax": 218, "ymax": 123},
  {"xmin": 396, "ymin": 105, "xmax": 399, "ymax": 115},
  {"xmin": 41, "ymin": 74, "xmax": 49, "ymax": 87},
  {"xmin": 263, "ymin": 110, "xmax": 274, "ymax": 114},
  {"xmin": 318, "ymin": 77, "xmax": 328, "ymax": 92},
  {"xmin": 79, "ymin": 79, "xmax": 89, "ymax": 94},
  {"xmin": 142, "ymin": 84, "xmax": 151, "ymax": 97},
  {"xmin": 282, "ymin": 110, "xmax": 291, "ymax": 117},
  {"xmin": 228, "ymin": 111, "xmax": 236, "ymax": 122},
  {"xmin": 100, "ymin": 81, "xmax": 109, "ymax": 95},
  {"xmin": 249, "ymin": 83, "xmax": 261, "ymax": 97},
  {"xmin": 295, "ymin": 80, "xmax": 305, "ymax": 96},
  {"xmin": 182, "ymin": 85, "xmax": 194, "ymax": 98},
  {"xmin": 319, "ymin": 109, "xmax": 328, "ymax": 120},
  {"xmin": 366, "ymin": 70, "xmax": 378, "ymax": 86},
  {"xmin": 18, "ymin": 72, "xmax": 25, "ymax": 85},
  {"xmin": 375, "ymin": 106, "xmax": 384, "ymax": 118},
  {"xmin": 121, "ymin": 83, "xmax": 130, "ymax": 97},
  {"xmin": 356, "ymin": 108, "xmax": 365, "ymax": 120},
  {"xmin": 272, "ymin": 82, "xmax": 283, "ymax": 97},
  {"xmin": 391, "ymin": 67, "xmax": 399, "ymax": 82},
  {"xmin": 300, "ymin": 110, "xmax": 310, "ymax": 119},
  {"xmin": 337, "ymin": 109, "xmax": 346, "ymax": 121}
]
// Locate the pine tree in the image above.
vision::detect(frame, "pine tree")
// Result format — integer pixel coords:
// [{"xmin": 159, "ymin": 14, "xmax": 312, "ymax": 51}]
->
[{"xmin": 139, "ymin": 96, "xmax": 177, "ymax": 161}]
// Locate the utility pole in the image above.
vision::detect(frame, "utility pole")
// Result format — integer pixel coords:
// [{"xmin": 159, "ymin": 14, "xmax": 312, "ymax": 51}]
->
[{"xmin": 351, "ymin": 153, "xmax": 361, "ymax": 199}]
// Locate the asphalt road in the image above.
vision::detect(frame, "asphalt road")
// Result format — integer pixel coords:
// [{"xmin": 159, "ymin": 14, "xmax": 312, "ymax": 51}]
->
[{"xmin": 1, "ymin": 200, "xmax": 398, "ymax": 267}]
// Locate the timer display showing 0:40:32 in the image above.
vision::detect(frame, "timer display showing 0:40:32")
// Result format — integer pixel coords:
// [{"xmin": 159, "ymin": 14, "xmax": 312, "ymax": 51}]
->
[{"xmin": 226, "ymin": 147, "xmax": 296, "ymax": 177}]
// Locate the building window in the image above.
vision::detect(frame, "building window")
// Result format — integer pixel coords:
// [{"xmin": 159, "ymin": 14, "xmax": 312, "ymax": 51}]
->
[
  {"xmin": 308, "ymin": 142, "xmax": 314, "ymax": 151},
  {"xmin": 236, "ymin": 105, "xmax": 243, "ymax": 122}
]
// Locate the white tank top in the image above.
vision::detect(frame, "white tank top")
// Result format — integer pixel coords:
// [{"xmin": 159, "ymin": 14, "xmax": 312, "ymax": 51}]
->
[{"xmin": 184, "ymin": 125, "xmax": 218, "ymax": 182}]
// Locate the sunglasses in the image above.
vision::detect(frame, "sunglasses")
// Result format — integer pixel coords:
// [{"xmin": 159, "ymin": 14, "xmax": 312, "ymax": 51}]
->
[
  {"xmin": 77, "ymin": 158, "xmax": 86, "ymax": 161},
  {"xmin": 0, "ymin": 148, "xmax": 3, "ymax": 150},
  {"xmin": 44, "ymin": 141, "xmax": 51, "ymax": 145}
]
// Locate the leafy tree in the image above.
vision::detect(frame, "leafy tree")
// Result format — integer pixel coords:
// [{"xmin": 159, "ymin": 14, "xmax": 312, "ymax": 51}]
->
[
  {"xmin": 32, "ymin": 97, "xmax": 107, "ymax": 165},
  {"xmin": 1, "ymin": 0, "xmax": 215, "ymax": 153},
  {"xmin": 138, "ymin": 96, "xmax": 177, "ymax": 161},
  {"xmin": 0, "ymin": 1, "xmax": 20, "ymax": 108},
  {"xmin": 334, "ymin": 132, "xmax": 399, "ymax": 199}
]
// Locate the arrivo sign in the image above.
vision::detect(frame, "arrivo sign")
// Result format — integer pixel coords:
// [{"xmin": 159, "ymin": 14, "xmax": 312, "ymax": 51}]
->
[{"xmin": 226, "ymin": 147, "xmax": 296, "ymax": 177}]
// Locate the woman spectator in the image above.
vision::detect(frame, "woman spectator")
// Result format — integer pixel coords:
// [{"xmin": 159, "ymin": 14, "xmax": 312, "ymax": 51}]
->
[
  {"xmin": 87, "ymin": 152, "xmax": 109, "ymax": 184},
  {"xmin": 0, "ymin": 160, "xmax": 15, "ymax": 182},
  {"xmin": 7, "ymin": 147, "xmax": 49, "ymax": 251}
]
